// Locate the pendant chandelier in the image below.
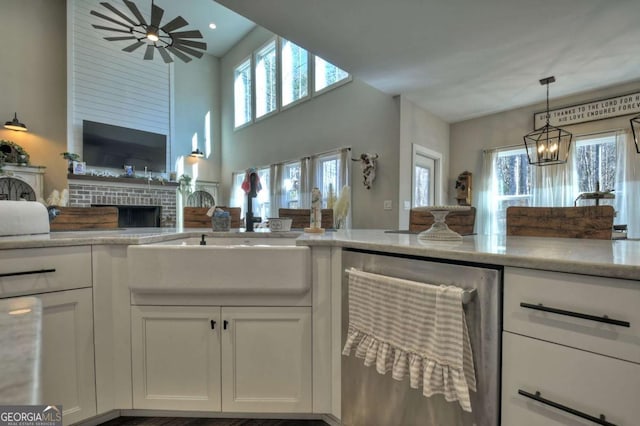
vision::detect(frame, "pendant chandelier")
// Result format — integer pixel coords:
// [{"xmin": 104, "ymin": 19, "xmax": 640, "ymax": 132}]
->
[
  {"xmin": 523, "ymin": 76, "xmax": 572, "ymax": 166},
  {"xmin": 90, "ymin": 0, "xmax": 206, "ymax": 63},
  {"xmin": 631, "ymin": 114, "xmax": 640, "ymax": 154}
]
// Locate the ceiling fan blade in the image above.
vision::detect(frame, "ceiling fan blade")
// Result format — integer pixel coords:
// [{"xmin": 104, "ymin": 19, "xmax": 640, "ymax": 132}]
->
[
  {"xmin": 143, "ymin": 45, "xmax": 155, "ymax": 60},
  {"xmin": 92, "ymin": 24, "xmax": 131, "ymax": 34},
  {"xmin": 157, "ymin": 47, "xmax": 174, "ymax": 64},
  {"xmin": 161, "ymin": 16, "xmax": 188, "ymax": 33},
  {"xmin": 123, "ymin": 41, "xmax": 145, "ymax": 52},
  {"xmin": 150, "ymin": 3, "xmax": 164, "ymax": 29},
  {"xmin": 167, "ymin": 46, "xmax": 192, "ymax": 63},
  {"xmin": 90, "ymin": 11, "xmax": 131, "ymax": 29},
  {"xmin": 172, "ymin": 43, "xmax": 204, "ymax": 58},
  {"xmin": 104, "ymin": 36, "xmax": 137, "ymax": 41},
  {"xmin": 100, "ymin": 2, "xmax": 138, "ymax": 26},
  {"xmin": 170, "ymin": 30, "xmax": 203, "ymax": 39},
  {"xmin": 173, "ymin": 39, "xmax": 206, "ymax": 50},
  {"xmin": 123, "ymin": 0, "xmax": 147, "ymax": 25}
]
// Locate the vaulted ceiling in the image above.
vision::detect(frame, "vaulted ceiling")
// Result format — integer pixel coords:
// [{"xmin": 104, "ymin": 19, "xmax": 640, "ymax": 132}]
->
[{"xmin": 215, "ymin": 0, "xmax": 640, "ymax": 123}]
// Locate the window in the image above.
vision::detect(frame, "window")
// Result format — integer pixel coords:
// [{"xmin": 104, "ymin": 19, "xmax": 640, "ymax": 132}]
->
[
  {"xmin": 255, "ymin": 167, "xmax": 271, "ymax": 220},
  {"xmin": 234, "ymin": 58, "xmax": 252, "ymax": 128},
  {"xmin": 283, "ymin": 162, "xmax": 301, "ymax": 208},
  {"xmin": 281, "ymin": 40, "xmax": 309, "ymax": 107},
  {"xmin": 575, "ymin": 134, "xmax": 617, "ymax": 193},
  {"xmin": 316, "ymin": 154, "xmax": 339, "ymax": 208},
  {"xmin": 495, "ymin": 148, "xmax": 532, "ymax": 233},
  {"xmin": 314, "ymin": 56, "xmax": 349, "ymax": 93},
  {"xmin": 255, "ymin": 40, "xmax": 277, "ymax": 119}
]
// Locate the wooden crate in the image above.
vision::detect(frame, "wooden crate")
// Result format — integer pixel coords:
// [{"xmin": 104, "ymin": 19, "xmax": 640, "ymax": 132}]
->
[
  {"xmin": 506, "ymin": 206, "xmax": 614, "ymax": 239},
  {"xmin": 50, "ymin": 206, "xmax": 118, "ymax": 231}
]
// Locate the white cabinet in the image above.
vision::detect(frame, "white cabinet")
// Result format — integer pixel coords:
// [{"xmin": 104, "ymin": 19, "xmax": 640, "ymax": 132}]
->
[
  {"xmin": 221, "ymin": 307, "xmax": 312, "ymax": 413},
  {"xmin": 131, "ymin": 306, "xmax": 312, "ymax": 413},
  {"xmin": 131, "ymin": 306, "xmax": 221, "ymax": 411},
  {"xmin": 39, "ymin": 288, "xmax": 97, "ymax": 425},
  {"xmin": 502, "ymin": 267, "xmax": 640, "ymax": 425}
]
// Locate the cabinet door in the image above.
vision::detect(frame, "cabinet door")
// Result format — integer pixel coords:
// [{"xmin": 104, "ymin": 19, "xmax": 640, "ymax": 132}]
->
[
  {"xmin": 39, "ymin": 288, "xmax": 96, "ymax": 425},
  {"xmin": 221, "ymin": 307, "xmax": 312, "ymax": 413},
  {"xmin": 131, "ymin": 306, "xmax": 221, "ymax": 411}
]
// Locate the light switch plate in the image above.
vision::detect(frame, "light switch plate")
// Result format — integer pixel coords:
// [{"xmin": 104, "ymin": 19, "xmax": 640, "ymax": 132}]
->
[{"xmin": 383, "ymin": 200, "xmax": 392, "ymax": 210}]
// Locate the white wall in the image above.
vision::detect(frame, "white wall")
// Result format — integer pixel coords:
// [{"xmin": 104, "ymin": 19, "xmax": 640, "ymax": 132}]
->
[
  {"xmin": 174, "ymin": 54, "xmax": 222, "ymax": 183},
  {"xmin": 220, "ymin": 27, "xmax": 401, "ymax": 229},
  {"xmin": 398, "ymin": 97, "xmax": 450, "ymax": 228},
  {"xmin": 450, "ymin": 79, "xmax": 640, "ymax": 201},
  {"xmin": 0, "ymin": 0, "xmax": 67, "ymax": 196}
]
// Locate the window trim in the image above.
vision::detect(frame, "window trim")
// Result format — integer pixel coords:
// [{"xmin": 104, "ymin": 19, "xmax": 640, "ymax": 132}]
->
[
  {"xmin": 254, "ymin": 37, "xmax": 279, "ymax": 122},
  {"xmin": 233, "ymin": 55, "xmax": 254, "ymax": 131}
]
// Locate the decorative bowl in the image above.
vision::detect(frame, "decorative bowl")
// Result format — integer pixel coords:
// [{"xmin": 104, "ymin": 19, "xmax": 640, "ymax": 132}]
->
[{"xmin": 268, "ymin": 217, "xmax": 292, "ymax": 232}]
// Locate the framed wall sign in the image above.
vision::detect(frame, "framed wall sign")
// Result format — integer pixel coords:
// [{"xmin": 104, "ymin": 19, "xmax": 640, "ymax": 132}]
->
[{"xmin": 534, "ymin": 91, "xmax": 640, "ymax": 130}]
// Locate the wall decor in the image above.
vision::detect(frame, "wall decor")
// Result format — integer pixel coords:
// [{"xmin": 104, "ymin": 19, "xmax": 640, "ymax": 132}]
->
[
  {"xmin": 0, "ymin": 140, "xmax": 30, "ymax": 164},
  {"xmin": 352, "ymin": 153, "xmax": 378, "ymax": 189},
  {"xmin": 534, "ymin": 90, "xmax": 640, "ymax": 130}
]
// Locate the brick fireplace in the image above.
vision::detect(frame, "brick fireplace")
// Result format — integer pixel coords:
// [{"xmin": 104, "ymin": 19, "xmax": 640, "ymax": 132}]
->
[{"xmin": 68, "ymin": 176, "xmax": 178, "ymax": 227}]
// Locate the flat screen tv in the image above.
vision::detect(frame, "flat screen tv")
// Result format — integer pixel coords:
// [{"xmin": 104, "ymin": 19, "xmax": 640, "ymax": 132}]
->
[{"xmin": 82, "ymin": 120, "xmax": 167, "ymax": 173}]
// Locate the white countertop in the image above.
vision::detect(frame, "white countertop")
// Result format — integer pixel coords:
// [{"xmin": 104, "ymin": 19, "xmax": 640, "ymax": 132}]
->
[{"xmin": 0, "ymin": 228, "xmax": 638, "ymax": 280}]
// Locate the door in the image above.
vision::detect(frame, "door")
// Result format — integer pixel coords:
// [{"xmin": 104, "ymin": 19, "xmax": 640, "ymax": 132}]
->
[
  {"xmin": 131, "ymin": 306, "xmax": 221, "ymax": 411},
  {"xmin": 221, "ymin": 306, "xmax": 312, "ymax": 412},
  {"xmin": 39, "ymin": 288, "xmax": 96, "ymax": 425},
  {"xmin": 412, "ymin": 144, "xmax": 441, "ymax": 207}
]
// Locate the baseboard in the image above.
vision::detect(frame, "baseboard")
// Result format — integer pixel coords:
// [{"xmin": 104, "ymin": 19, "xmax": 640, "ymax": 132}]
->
[
  {"xmin": 120, "ymin": 409, "xmax": 328, "ymax": 420},
  {"xmin": 321, "ymin": 414, "xmax": 341, "ymax": 426}
]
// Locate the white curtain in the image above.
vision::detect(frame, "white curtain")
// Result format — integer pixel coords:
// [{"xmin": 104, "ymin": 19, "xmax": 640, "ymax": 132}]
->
[
  {"xmin": 614, "ymin": 131, "xmax": 640, "ymax": 239},
  {"xmin": 477, "ymin": 149, "xmax": 498, "ymax": 235},
  {"xmin": 270, "ymin": 163, "xmax": 283, "ymax": 217},
  {"xmin": 532, "ymin": 146, "xmax": 577, "ymax": 207},
  {"xmin": 299, "ymin": 156, "xmax": 312, "ymax": 208}
]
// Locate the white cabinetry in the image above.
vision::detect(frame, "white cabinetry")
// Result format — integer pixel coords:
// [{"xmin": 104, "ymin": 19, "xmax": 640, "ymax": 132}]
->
[
  {"xmin": 40, "ymin": 288, "xmax": 96, "ymax": 424},
  {"xmin": 131, "ymin": 306, "xmax": 311, "ymax": 413},
  {"xmin": 502, "ymin": 267, "xmax": 640, "ymax": 425},
  {"xmin": 0, "ymin": 246, "xmax": 96, "ymax": 425}
]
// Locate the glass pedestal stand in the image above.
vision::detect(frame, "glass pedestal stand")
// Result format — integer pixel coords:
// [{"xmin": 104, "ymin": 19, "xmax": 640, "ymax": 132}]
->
[{"xmin": 417, "ymin": 206, "xmax": 469, "ymax": 241}]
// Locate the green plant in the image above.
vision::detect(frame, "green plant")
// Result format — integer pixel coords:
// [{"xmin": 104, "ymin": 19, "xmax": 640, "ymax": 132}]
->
[
  {"xmin": 60, "ymin": 152, "xmax": 80, "ymax": 161},
  {"xmin": 0, "ymin": 139, "xmax": 30, "ymax": 164}
]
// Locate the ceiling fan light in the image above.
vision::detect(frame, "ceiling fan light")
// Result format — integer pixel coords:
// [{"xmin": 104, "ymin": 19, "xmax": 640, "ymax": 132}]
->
[
  {"xmin": 146, "ymin": 27, "xmax": 159, "ymax": 42},
  {"xmin": 4, "ymin": 112, "xmax": 28, "ymax": 132}
]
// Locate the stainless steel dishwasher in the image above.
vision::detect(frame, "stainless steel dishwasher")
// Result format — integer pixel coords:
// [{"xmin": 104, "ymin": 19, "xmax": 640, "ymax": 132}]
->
[{"xmin": 342, "ymin": 249, "xmax": 502, "ymax": 426}]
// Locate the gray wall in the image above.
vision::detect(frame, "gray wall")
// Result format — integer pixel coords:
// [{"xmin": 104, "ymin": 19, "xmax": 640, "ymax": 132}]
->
[
  {"xmin": 174, "ymin": 54, "xmax": 222, "ymax": 182},
  {"xmin": 220, "ymin": 27, "xmax": 401, "ymax": 228},
  {"xmin": 398, "ymin": 97, "xmax": 450, "ymax": 228},
  {"xmin": 0, "ymin": 0, "xmax": 67, "ymax": 196},
  {"xmin": 450, "ymin": 79, "xmax": 640, "ymax": 205}
]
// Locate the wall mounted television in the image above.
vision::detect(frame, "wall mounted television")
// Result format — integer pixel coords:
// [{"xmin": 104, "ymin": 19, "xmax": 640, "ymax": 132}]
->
[{"xmin": 82, "ymin": 120, "xmax": 167, "ymax": 173}]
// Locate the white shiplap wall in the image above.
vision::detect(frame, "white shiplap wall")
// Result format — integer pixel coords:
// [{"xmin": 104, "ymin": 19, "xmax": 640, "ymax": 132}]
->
[{"xmin": 69, "ymin": 0, "xmax": 171, "ymax": 167}]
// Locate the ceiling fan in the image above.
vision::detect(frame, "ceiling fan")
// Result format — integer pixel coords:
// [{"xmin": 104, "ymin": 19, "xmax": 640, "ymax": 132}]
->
[{"xmin": 90, "ymin": 0, "xmax": 207, "ymax": 63}]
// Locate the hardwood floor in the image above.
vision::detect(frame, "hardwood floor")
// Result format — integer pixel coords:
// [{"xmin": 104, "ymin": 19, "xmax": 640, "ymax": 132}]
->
[{"xmin": 98, "ymin": 417, "xmax": 328, "ymax": 426}]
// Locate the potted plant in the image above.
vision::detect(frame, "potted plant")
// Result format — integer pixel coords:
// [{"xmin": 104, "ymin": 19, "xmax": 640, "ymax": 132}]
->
[{"xmin": 61, "ymin": 152, "xmax": 80, "ymax": 173}]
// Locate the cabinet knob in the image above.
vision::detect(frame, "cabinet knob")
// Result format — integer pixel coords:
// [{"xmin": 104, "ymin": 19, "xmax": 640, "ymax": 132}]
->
[
  {"xmin": 210, "ymin": 320, "xmax": 216, "ymax": 330},
  {"xmin": 223, "ymin": 320, "xmax": 229, "ymax": 330}
]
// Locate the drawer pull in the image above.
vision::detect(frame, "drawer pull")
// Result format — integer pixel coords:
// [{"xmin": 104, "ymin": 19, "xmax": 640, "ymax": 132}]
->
[
  {"xmin": 518, "ymin": 389, "xmax": 617, "ymax": 426},
  {"xmin": 520, "ymin": 302, "xmax": 630, "ymax": 328},
  {"xmin": 0, "ymin": 268, "xmax": 56, "ymax": 278}
]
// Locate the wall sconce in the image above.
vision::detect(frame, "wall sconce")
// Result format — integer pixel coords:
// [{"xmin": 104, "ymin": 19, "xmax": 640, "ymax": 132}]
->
[
  {"xmin": 4, "ymin": 112, "xmax": 28, "ymax": 132},
  {"xmin": 631, "ymin": 114, "xmax": 640, "ymax": 154},
  {"xmin": 189, "ymin": 148, "xmax": 204, "ymax": 158}
]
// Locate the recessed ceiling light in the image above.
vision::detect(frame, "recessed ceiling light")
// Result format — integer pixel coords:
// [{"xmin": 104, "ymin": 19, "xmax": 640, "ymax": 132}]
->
[{"xmin": 209, "ymin": 23, "xmax": 217, "ymax": 30}]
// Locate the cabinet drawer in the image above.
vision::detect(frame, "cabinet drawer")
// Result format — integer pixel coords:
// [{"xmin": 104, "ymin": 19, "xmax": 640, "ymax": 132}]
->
[
  {"xmin": 0, "ymin": 246, "xmax": 92, "ymax": 297},
  {"xmin": 502, "ymin": 332, "xmax": 640, "ymax": 426},
  {"xmin": 504, "ymin": 267, "xmax": 640, "ymax": 363}
]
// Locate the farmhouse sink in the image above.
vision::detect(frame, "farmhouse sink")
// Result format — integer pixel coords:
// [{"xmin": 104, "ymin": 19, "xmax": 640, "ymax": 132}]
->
[{"xmin": 128, "ymin": 237, "xmax": 310, "ymax": 294}]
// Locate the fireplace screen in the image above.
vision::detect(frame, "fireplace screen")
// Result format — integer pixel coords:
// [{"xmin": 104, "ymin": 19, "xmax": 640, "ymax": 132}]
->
[{"xmin": 0, "ymin": 177, "xmax": 36, "ymax": 201}]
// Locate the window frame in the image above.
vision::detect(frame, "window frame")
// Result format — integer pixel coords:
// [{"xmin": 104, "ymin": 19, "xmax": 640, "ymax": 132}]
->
[
  {"xmin": 233, "ymin": 56, "xmax": 254, "ymax": 130},
  {"xmin": 280, "ymin": 38, "xmax": 311, "ymax": 111},
  {"xmin": 253, "ymin": 37, "xmax": 279, "ymax": 122}
]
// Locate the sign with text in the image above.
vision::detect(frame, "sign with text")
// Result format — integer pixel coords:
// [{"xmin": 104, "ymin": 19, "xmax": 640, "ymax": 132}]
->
[
  {"xmin": 0, "ymin": 405, "xmax": 62, "ymax": 426},
  {"xmin": 534, "ymin": 91, "xmax": 640, "ymax": 130}
]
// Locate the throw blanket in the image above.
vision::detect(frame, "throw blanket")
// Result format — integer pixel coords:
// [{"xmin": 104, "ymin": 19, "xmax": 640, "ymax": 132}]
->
[{"xmin": 342, "ymin": 268, "xmax": 476, "ymax": 412}]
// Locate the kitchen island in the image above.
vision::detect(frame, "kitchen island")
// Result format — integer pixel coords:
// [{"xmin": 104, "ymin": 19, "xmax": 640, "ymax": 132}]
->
[{"xmin": 1, "ymin": 229, "xmax": 638, "ymax": 425}]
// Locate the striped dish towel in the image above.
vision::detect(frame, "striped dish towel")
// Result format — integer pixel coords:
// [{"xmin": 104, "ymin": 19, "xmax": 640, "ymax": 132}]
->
[{"xmin": 342, "ymin": 268, "xmax": 476, "ymax": 412}]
